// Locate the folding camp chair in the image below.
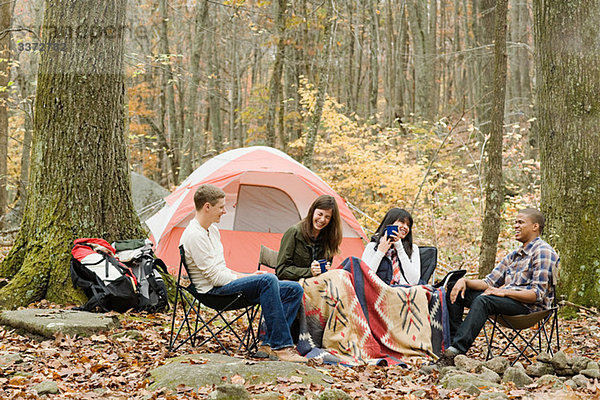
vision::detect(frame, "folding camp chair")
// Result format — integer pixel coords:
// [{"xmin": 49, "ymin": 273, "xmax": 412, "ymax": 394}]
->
[
  {"xmin": 257, "ymin": 245, "xmax": 278, "ymax": 271},
  {"xmin": 169, "ymin": 246, "xmax": 260, "ymax": 355},
  {"xmin": 418, "ymin": 246, "xmax": 438, "ymax": 284},
  {"xmin": 483, "ymin": 264, "xmax": 560, "ymax": 365}
]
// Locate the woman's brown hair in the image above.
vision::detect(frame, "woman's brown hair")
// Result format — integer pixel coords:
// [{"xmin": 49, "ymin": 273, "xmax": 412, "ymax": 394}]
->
[{"xmin": 300, "ymin": 195, "xmax": 342, "ymax": 259}]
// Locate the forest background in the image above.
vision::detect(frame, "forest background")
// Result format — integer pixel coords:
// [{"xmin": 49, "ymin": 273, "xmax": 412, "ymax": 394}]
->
[{"xmin": 0, "ymin": 0, "xmax": 596, "ymax": 305}]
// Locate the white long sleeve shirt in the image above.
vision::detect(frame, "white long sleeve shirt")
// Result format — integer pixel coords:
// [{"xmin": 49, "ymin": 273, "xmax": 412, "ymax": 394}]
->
[
  {"xmin": 361, "ymin": 241, "xmax": 421, "ymax": 285},
  {"xmin": 179, "ymin": 218, "xmax": 238, "ymax": 293}
]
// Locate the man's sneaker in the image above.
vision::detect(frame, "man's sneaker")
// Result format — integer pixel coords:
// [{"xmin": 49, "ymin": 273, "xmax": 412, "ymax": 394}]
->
[{"xmin": 273, "ymin": 347, "xmax": 308, "ymax": 363}]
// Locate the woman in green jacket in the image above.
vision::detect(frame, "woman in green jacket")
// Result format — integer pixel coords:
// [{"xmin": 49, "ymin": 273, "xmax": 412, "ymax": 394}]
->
[{"xmin": 276, "ymin": 195, "xmax": 343, "ymax": 281}]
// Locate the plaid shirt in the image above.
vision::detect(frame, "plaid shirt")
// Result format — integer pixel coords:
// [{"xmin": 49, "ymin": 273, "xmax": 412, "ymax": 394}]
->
[{"xmin": 484, "ymin": 237, "xmax": 559, "ymax": 311}]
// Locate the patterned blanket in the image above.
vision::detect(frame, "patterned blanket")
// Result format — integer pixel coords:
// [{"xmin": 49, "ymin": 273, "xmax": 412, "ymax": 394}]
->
[{"xmin": 296, "ymin": 257, "xmax": 449, "ymax": 366}]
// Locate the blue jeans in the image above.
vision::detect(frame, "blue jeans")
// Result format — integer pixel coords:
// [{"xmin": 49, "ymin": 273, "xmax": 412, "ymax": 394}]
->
[
  {"xmin": 447, "ymin": 287, "xmax": 530, "ymax": 354},
  {"xmin": 208, "ymin": 274, "xmax": 303, "ymax": 349}
]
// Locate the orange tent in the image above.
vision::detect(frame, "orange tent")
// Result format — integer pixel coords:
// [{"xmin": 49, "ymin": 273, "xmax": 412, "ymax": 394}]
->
[{"xmin": 146, "ymin": 146, "xmax": 367, "ymax": 274}]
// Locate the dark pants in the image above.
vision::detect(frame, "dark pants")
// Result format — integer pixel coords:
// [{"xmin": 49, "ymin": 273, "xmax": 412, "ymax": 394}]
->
[{"xmin": 447, "ymin": 285, "xmax": 530, "ymax": 354}]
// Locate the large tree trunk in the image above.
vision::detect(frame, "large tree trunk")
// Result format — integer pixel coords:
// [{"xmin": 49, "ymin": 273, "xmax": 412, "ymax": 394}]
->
[
  {"xmin": 265, "ymin": 0, "xmax": 287, "ymax": 148},
  {"xmin": 479, "ymin": 0, "xmax": 509, "ymax": 277},
  {"xmin": 535, "ymin": 0, "xmax": 600, "ymax": 306},
  {"xmin": 0, "ymin": 0, "xmax": 144, "ymax": 309},
  {"xmin": 302, "ymin": 0, "xmax": 334, "ymax": 169},
  {"xmin": 0, "ymin": 1, "xmax": 11, "ymax": 227}
]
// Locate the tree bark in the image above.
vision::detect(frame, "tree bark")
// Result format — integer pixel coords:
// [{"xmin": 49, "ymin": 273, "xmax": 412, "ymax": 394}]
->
[
  {"xmin": 0, "ymin": 0, "xmax": 11, "ymax": 227},
  {"xmin": 479, "ymin": 0, "xmax": 508, "ymax": 278},
  {"xmin": 302, "ymin": 0, "xmax": 334, "ymax": 169},
  {"xmin": 535, "ymin": 0, "xmax": 600, "ymax": 306},
  {"xmin": 265, "ymin": 0, "xmax": 287, "ymax": 148},
  {"xmin": 0, "ymin": 0, "xmax": 144, "ymax": 309}
]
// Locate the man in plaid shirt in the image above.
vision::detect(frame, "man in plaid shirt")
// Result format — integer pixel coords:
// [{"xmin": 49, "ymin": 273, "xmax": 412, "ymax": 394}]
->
[{"xmin": 437, "ymin": 208, "xmax": 559, "ymax": 367}]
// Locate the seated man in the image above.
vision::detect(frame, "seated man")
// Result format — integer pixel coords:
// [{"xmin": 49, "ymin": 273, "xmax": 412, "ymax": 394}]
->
[
  {"xmin": 437, "ymin": 208, "xmax": 559, "ymax": 367},
  {"xmin": 180, "ymin": 184, "xmax": 306, "ymax": 363}
]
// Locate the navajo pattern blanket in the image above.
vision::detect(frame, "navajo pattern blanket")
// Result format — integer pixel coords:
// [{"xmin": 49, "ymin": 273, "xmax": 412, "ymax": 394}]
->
[{"xmin": 296, "ymin": 257, "xmax": 449, "ymax": 365}]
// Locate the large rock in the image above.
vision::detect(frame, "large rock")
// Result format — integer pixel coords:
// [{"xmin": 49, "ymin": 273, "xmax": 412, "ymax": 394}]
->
[
  {"xmin": 479, "ymin": 393, "xmax": 508, "ymax": 400},
  {"xmin": 572, "ymin": 356, "xmax": 591, "ymax": 373},
  {"xmin": 207, "ymin": 384, "xmax": 249, "ymax": 400},
  {"xmin": 33, "ymin": 381, "xmax": 59, "ymax": 395},
  {"xmin": 502, "ymin": 366, "xmax": 534, "ymax": 387},
  {"xmin": 477, "ymin": 366, "xmax": 501, "ymax": 383},
  {"xmin": 536, "ymin": 374, "xmax": 563, "ymax": 389},
  {"xmin": 581, "ymin": 369, "xmax": 600, "ymax": 379},
  {"xmin": 484, "ymin": 357, "xmax": 509, "ymax": 375},
  {"xmin": 551, "ymin": 351, "xmax": 569, "ymax": 370},
  {"xmin": 149, "ymin": 353, "xmax": 330, "ymax": 391},
  {"xmin": 131, "ymin": 172, "xmax": 169, "ymax": 219},
  {"xmin": 440, "ymin": 371, "xmax": 500, "ymax": 391},
  {"xmin": 0, "ymin": 353, "xmax": 23, "ymax": 367},
  {"xmin": 454, "ymin": 355, "xmax": 482, "ymax": 372},
  {"xmin": 572, "ymin": 374, "xmax": 590, "ymax": 388},
  {"xmin": 526, "ymin": 362, "xmax": 555, "ymax": 377},
  {"xmin": 0, "ymin": 309, "xmax": 119, "ymax": 338}
]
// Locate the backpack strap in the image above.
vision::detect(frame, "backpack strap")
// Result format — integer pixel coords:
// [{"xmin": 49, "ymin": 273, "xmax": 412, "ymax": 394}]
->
[{"xmin": 143, "ymin": 258, "xmax": 169, "ymax": 310}]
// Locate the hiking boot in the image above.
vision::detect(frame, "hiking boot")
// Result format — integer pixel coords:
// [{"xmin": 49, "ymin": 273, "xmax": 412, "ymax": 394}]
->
[
  {"xmin": 434, "ymin": 348, "xmax": 459, "ymax": 369},
  {"xmin": 254, "ymin": 345, "xmax": 279, "ymax": 361},
  {"xmin": 273, "ymin": 347, "xmax": 308, "ymax": 363}
]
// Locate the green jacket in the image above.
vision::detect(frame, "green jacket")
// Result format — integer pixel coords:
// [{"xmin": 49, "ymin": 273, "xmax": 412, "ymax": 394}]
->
[{"xmin": 276, "ymin": 223, "xmax": 327, "ymax": 281}]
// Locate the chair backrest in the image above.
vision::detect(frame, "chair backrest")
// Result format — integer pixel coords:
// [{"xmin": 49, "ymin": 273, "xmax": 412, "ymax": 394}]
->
[
  {"xmin": 257, "ymin": 245, "xmax": 278, "ymax": 271},
  {"xmin": 418, "ymin": 246, "xmax": 437, "ymax": 285}
]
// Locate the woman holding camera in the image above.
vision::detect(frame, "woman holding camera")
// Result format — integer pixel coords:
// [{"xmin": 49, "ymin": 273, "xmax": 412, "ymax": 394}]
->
[{"xmin": 361, "ymin": 208, "xmax": 420, "ymax": 285}]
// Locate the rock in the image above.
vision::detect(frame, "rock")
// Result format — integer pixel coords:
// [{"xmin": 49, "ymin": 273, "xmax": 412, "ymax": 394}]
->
[
  {"xmin": 207, "ymin": 384, "xmax": 249, "ymax": 400},
  {"xmin": 112, "ymin": 330, "xmax": 142, "ymax": 340},
  {"xmin": 316, "ymin": 389, "xmax": 351, "ymax": 400},
  {"xmin": 0, "ymin": 353, "xmax": 23, "ymax": 367},
  {"xmin": 440, "ymin": 371, "xmax": 500, "ymax": 391},
  {"xmin": 571, "ymin": 356, "xmax": 590, "ymax": 373},
  {"xmin": 526, "ymin": 362, "xmax": 555, "ymax": 377},
  {"xmin": 537, "ymin": 352, "xmax": 552, "ymax": 363},
  {"xmin": 479, "ymin": 393, "xmax": 509, "ymax": 400},
  {"xmin": 564, "ymin": 379, "xmax": 577, "ymax": 390},
  {"xmin": 131, "ymin": 171, "xmax": 170, "ymax": 220},
  {"xmin": 555, "ymin": 367, "xmax": 575, "ymax": 376},
  {"xmin": 411, "ymin": 390, "xmax": 427, "ymax": 398},
  {"xmin": 33, "ymin": 381, "xmax": 59, "ymax": 395},
  {"xmin": 484, "ymin": 357, "xmax": 510, "ymax": 375},
  {"xmin": 513, "ymin": 361, "xmax": 526, "ymax": 371},
  {"xmin": 288, "ymin": 395, "xmax": 307, "ymax": 400},
  {"xmin": 0, "ymin": 309, "xmax": 119, "ymax": 338},
  {"xmin": 454, "ymin": 355, "xmax": 482, "ymax": 372},
  {"xmin": 581, "ymin": 369, "xmax": 600, "ymax": 379},
  {"xmin": 572, "ymin": 374, "xmax": 589, "ymax": 388},
  {"xmin": 587, "ymin": 361, "xmax": 599, "ymax": 370},
  {"xmin": 551, "ymin": 351, "xmax": 569, "ymax": 370},
  {"xmin": 149, "ymin": 353, "xmax": 330, "ymax": 391},
  {"xmin": 439, "ymin": 366, "xmax": 457, "ymax": 379},
  {"xmin": 536, "ymin": 374, "xmax": 563, "ymax": 389},
  {"xmin": 464, "ymin": 384, "xmax": 481, "ymax": 396},
  {"xmin": 252, "ymin": 392, "xmax": 286, "ymax": 400},
  {"xmin": 502, "ymin": 366, "xmax": 534, "ymax": 388},
  {"xmin": 477, "ymin": 366, "xmax": 501, "ymax": 384}
]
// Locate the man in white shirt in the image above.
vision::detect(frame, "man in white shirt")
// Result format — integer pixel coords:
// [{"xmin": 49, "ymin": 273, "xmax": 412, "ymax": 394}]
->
[{"xmin": 180, "ymin": 184, "xmax": 306, "ymax": 362}]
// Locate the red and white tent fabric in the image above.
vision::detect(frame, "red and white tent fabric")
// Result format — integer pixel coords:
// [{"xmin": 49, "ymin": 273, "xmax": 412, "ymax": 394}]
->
[{"xmin": 145, "ymin": 146, "xmax": 367, "ymax": 274}]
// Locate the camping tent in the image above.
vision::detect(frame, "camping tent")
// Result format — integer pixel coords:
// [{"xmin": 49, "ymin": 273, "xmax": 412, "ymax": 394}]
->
[{"xmin": 146, "ymin": 146, "xmax": 367, "ymax": 273}]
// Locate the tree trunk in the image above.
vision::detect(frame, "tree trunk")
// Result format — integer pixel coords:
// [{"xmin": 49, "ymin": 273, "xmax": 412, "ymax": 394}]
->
[
  {"xmin": 265, "ymin": 0, "xmax": 287, "ymax": 148},
  {"xmin": 0, "ymin": 0, "xmax": 144, "ymax": 309},
  {"xmin": 368, "ymin": 0, "xmax": 379, "ymax": 118},
  {"xmin": 407, "ymin": 0, "xmax": 434, "ymax": 119},
  {"xmin": 302, "ymin": 0, "xmax": 334, "ymax": 169},
  {"xmin": 0, "ymin": 1, "xmax": 11, "ymax": 227},
  {"xmin": 535, "ymin": 0, "xmax": 600, "ymax": 306},
  {"xmin": 180, "ymin": 0, "xmax": 209, "ymax": 180},
  {"xmin": 479, "ymin": 0, "xmax": 508, "ymax": 278}
]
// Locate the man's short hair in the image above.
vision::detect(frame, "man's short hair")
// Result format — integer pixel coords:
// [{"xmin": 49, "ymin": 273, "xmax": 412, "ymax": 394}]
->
[
  {"xmin": 194, "ymin": 184, "xmax": 225, "ymax": 211},
  {"xmin": 519, "ymin": 208, "xmax": 545, "ymax": 235}
]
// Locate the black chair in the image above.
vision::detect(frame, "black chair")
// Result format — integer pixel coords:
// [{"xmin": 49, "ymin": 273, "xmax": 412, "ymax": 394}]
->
[
  {"xmin": 169, "ymin": 245, "xmax": 260, "ymax": 355},
  {"xmin": 418, "ymin": 246, "xmax": 438, "ymax": 284},
  {"xmin": 483, "ymin": 265, "xmax": 560, "ymax": 365}
]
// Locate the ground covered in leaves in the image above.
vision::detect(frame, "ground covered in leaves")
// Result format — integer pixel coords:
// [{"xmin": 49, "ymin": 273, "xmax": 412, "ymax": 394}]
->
[{"xmin": 1, "ymin": 301, "xmax": 600, "ymax": 399}]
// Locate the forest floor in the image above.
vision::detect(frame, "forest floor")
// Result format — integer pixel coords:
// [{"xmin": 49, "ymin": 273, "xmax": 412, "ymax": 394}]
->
[{"xmin": 1, "ymin": 301, "xmax": 600, "ymax": 399}]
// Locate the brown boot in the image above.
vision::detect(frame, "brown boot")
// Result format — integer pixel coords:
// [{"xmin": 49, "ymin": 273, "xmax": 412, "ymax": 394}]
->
[
  {"xmin": 273, "ymin": 347, "xmax": 308, "ymax": 363},
  {"xmin": 254, "ymin": 345, "xmax": 279, "ymax": 360}
]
